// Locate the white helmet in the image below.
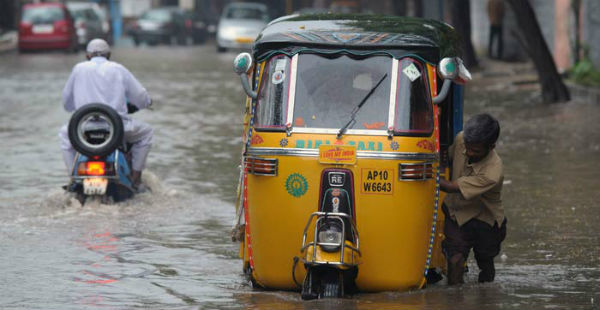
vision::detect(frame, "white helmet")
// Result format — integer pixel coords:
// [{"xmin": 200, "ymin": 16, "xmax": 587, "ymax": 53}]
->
[{"xmin": 86, "ymin": 38, "xmax": 110, "ymax": 55}]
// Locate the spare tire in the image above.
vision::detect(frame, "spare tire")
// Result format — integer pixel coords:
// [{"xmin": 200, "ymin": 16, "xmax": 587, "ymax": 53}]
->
[{"xmin": 68, "ymin": 104, "xmax": 124, "ymax": 157}]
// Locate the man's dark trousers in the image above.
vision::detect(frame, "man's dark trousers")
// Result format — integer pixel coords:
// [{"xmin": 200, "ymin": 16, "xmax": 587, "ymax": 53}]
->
[{"xmin": 442, "ymin": 204, "xmax": 507, "ymax": 284}]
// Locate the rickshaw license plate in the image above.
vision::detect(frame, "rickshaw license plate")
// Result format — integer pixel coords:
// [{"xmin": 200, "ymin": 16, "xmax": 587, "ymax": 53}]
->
[
  {"xmin": 83, "ymin": 178, "xmax": 108, "ymax": 195},
  {"xmin": 318, "ymin": 145, "xmax": 356, "ymax": 165},
  {"xmin": 361, "ymin": 169, "xmax": 394, "ymax": 195}
]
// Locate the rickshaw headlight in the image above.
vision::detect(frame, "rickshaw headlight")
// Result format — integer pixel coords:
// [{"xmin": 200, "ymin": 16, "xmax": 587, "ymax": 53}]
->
[{"xmin": 318, "ymin": 227, "xmax": 342, "ymax": 252}]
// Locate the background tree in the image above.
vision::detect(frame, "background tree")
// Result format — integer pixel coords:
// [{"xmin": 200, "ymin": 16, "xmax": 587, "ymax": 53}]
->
[
  {"xmin": 506, "ymin": 0, "xmax": 570, "ymax": 103},
  {"xmin": 449, "ymin": 0, "xmax": 478, "ymax": 68}
]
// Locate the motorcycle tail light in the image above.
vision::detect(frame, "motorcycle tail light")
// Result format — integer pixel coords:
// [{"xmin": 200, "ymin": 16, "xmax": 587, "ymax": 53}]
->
[
  {"xmin": 244, "ymin": 157, "xmax": 278, "ymax": 176},
  {"xmin": 399, "ymin": 162, "xmax": 434, "ymax": 181},
  {"xmin": 86, "ymin": 161, "xmax": 105, "ymax": 175}
]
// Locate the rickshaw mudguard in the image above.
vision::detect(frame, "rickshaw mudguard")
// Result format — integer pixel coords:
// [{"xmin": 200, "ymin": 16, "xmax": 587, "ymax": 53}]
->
[{"xmin": 303, "ymin": 241, "xmax": 359, "ymax": 268}]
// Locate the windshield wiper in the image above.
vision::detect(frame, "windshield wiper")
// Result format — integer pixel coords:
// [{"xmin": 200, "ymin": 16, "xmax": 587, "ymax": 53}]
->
[{"xmin": 337, "ymin": 73, "xmax": 388, "ymax": 139}]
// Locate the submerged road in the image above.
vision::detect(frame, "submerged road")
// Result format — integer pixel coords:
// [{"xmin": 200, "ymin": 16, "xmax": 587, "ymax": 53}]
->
[{"xmin": 0, "ymin": 44, "xmax": 598, "ymax": 310}]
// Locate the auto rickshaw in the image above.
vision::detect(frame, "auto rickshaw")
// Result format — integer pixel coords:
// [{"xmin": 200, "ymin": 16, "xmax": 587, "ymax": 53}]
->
[{"xmin": 231, "ymin": 14, "xmax": 471, "ymax": 299}]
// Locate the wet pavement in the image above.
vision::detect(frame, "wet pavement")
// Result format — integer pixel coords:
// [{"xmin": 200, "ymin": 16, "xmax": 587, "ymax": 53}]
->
[{"xmin": 0, "ymin": 44, "xmax": 599, "ymax": 310}]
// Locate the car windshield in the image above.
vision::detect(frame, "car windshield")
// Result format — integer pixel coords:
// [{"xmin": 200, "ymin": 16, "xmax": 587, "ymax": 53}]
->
[
  {"xmin": 22, "ymin": 7, "xmax": 64, "ymax": 24},
  {"xmin": 293, "ymin": 54, "xmax": 392, "ymax": 131},
  {"xmin": 142, "ymin": 9, "xmax": 171, "ymax": 22},
  {"xmin": 224, "ymin": 6, "xmax": 267, "ymax": 21},
  {"xmin": 69, "ymin": 8, "xmax": 90, "ymax": 20}
]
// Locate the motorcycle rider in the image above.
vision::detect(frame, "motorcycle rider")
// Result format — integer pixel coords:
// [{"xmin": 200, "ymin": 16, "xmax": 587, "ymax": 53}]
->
[{"xmin": 59, "ymin": 38, "xmax": 153, "ymax": 190}]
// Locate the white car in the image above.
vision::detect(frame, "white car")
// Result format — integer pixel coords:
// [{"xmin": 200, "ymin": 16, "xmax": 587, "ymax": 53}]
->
[{"xmin": 216, "ymin": 2, "xmax": 269, "ymax": 52}]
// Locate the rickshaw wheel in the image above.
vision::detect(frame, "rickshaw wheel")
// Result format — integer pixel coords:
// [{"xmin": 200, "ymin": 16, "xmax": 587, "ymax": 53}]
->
[
  {"xmin": 244, "ymin": 264, "xmax": 259, "ymax": 288},
  {"xmin": 319, "ymin": 269, "xmax": 343, "ymax": 298},
  {"xmin": 302, "ymin": 266, "xmax": 345, "ymax": 299}
]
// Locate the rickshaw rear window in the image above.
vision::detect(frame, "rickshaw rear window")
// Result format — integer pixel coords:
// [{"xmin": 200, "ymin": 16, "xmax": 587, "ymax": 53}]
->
[
  {"xmin": 394, "ymin": 58, "xmax": 433, "ymax": 135},
  {"xmin": 255, "ymin": 55, "xmax": 291, "ymax": 129},
  {"xmin": 293, "ymin": 54, "xmax": 391, "ymax": 131}
]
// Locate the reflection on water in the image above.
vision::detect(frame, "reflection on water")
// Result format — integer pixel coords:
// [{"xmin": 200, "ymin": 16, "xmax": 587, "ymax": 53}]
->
[{"xmin": 0, "ymin": 47, "xmax": 598, "ymax": 310}]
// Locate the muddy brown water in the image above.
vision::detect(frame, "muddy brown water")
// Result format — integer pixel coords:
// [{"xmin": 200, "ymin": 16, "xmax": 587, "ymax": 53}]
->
[{"xmin": 0, "ymin": 46, "xmax": 598, "ymax": 309}]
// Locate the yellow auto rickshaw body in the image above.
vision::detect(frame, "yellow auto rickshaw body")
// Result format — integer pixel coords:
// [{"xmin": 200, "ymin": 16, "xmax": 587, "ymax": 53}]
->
[{"xmin": 232, "ymin": 14, "xmax": 466, "ymax": 294}]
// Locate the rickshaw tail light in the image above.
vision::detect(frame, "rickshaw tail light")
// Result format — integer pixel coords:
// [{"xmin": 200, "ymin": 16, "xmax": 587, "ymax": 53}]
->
[
  {"xmin": 399, "ymin": 162, "xmax": 434, "ymax": 181},
  {"xmin": 244, "ymin": 157, "xmax": 278, "ymax": 176}
]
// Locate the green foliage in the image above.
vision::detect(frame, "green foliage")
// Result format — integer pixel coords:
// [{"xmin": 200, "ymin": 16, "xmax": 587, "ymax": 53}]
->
[{"xmin": 569, "ymin": 58, "xmax": 600, "ymax": 86}]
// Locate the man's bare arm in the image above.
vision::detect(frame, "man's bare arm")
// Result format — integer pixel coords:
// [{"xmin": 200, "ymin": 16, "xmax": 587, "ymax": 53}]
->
[{"xmin": 440, "ymin": 178, "xmax": 461, "ymax": 193}]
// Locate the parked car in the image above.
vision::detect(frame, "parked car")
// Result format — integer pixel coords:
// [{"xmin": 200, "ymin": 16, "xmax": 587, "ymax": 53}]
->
[
  {"xmin": 216, "ymin": 2, "xmax": 269, "ymax": 52},
  {"xmin": 66, "ymin": 2, "xmax": 111, "ymax": 48},
  {"xmin": 18, "ymin": 2, "xmax": 78, "ymax": 52},
  {"xmin": 183, "ymin": 10, "xmax": 208, "ymax": 44},
  {"xmin": 128, "ymin": 7, "xmax": 190, "ymax": 46}
]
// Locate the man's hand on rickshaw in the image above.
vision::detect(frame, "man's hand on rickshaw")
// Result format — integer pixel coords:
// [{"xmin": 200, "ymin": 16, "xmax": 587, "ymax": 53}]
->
[{"xmin": 439, "ymin": 178, "xmax": 460, "ymax": 193}]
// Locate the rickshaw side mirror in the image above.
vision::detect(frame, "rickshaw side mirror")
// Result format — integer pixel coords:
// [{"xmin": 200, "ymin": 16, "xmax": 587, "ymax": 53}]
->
[
  {"xmin": 433, "ymin": 57, "xmax": 472, "ymax": 105},
  {"xmin": 233, "ymin": 53, "xmax": 257, "ymax": 99},
  {"xmin": 438, "ymin": 57, "xmax": 459, "ymax": 80}
]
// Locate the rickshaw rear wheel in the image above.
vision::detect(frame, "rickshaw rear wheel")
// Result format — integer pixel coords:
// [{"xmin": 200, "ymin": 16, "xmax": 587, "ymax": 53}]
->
[{"xmin": 244, "ymin": 264, "xmax": 259, "ymax": 288}]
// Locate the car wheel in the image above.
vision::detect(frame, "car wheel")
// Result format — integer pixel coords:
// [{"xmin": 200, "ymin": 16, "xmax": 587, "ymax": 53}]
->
[
  {"xmin": 68, "ymin": 104, "xmax": 124, "ymax": 157},
  {"xmin": 217, "ymin": 45, "xmax": 226, "ymax": 53}
]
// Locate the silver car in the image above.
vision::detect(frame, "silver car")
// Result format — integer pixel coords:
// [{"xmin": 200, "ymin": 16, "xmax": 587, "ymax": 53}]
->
[{"xmin": 216, "ymin": 2, "xmax": 269, "ymax": 52}]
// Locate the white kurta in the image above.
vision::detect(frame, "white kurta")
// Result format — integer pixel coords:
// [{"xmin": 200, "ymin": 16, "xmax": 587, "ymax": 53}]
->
[{"xmin": 60, "ymin": 56, "xmax": 153, "ymax": 172}]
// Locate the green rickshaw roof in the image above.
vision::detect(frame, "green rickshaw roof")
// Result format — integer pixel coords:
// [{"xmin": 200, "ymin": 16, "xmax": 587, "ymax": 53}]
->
[{"xmin": 253, "ymin": 14, "xmax": 461, "ymax": 63}]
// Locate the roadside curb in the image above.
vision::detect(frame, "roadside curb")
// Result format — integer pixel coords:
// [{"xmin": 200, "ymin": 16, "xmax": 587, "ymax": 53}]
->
[{"xmin": 566, "ymin": 81, "xmax": 600, "ymax": 104}]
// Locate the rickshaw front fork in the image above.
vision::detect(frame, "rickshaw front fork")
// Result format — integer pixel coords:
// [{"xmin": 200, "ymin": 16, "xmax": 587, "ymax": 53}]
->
[{"xmin": 300, "ymin": 168, "xmax": 360, "ymax": 299}]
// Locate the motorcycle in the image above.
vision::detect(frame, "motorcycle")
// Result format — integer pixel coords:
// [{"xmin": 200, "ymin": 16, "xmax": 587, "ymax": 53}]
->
[{"xmin": 65, "ymin": 103, "xmax": 137, "ymax": 204}]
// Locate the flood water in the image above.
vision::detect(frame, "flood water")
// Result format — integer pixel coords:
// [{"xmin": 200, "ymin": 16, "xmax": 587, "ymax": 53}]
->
[{"xmin": 0, "ymin": 45, "xmax": 598, "ymax": 310}]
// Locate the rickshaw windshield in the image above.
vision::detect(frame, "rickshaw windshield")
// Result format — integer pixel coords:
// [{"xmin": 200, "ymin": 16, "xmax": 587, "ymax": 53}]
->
[
  {"xmin": 254, "ymin": 53, "xmax": 433, "ymax": 135},
  {"xmin": 293, "ymin": 54, "xmax": 391, "ymax": 131}
]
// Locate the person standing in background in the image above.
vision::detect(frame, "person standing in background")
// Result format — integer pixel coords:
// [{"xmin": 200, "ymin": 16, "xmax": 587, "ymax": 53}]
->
[{"xmin": 487, "ymin": 0, "xmax": 505, "ymax": 59}]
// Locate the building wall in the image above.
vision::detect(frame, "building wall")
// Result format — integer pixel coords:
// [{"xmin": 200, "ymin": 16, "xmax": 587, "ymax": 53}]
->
[
  {"xmin": 121, "ymin": 0, "xmax": 152, "ymax": 17},
  {"xmin": 584, "ymin": 0, "xmax": 600, "ymax": 66}
]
